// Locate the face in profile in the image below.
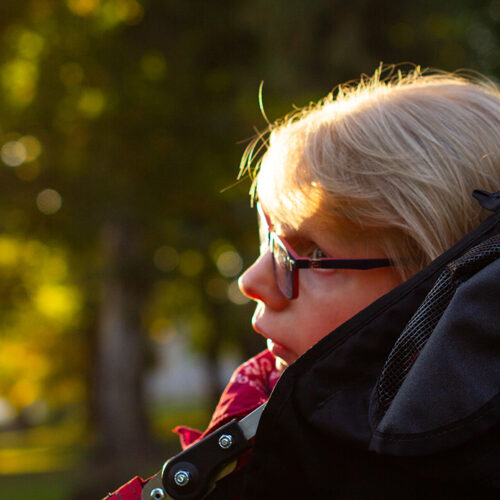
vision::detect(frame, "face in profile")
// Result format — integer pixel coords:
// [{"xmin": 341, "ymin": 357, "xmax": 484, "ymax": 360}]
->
[{"xmin": 238, "ymin": 204, "xmax": 403, "ymax": 367}]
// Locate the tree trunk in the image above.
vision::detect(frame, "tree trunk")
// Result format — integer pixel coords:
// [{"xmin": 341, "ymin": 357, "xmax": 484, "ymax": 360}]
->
[
  {"xmin": 96, "ymin": 216, "xmax": 150, "ymax": 460},
  {"xmin": 204, "ymin": 331, "xmax": 223, "ymax": 412}
]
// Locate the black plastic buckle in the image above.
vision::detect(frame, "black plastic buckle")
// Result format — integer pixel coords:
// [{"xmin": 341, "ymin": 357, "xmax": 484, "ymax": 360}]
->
[{"xmin": 161, "ymin": 419, "xmax": 250, "ymax": 500}]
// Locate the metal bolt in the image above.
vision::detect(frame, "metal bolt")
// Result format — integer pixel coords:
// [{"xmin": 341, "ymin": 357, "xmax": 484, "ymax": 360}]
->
[
  {"xmin": 218, "ymin": 434, "xmax": 233, "ymax": 449},
  {"xmin": 150, "ymin": 488, "xmax": 166, "ymax": 500},
  {"xmin": 174, "ymin": 470, "xmax": 191, "ymax": 487}
]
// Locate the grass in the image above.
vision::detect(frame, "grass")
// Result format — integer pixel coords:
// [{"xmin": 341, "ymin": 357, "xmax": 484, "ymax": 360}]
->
[
  {"xmin": 0, "ymin": 471, "xmax": 77, "ymax": 500},
  {"xmin": 0, "ymin": 421, "xmax": 84, "ymax": 475},
  {"xmin": 0, "ymin": 421, "xmax": 85, "ymax": 499},
  {"xmin": 0, "ymin": 399, "xmax": 212, "ymax": 499},
  {"xmin": 151, "ymin": 398, "xmax": 212, "ymax": 440}
]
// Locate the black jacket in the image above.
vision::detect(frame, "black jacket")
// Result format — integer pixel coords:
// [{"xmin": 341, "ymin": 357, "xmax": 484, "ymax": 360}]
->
[{"xmin": 237, "ymin": 191, "xmax": 500, "ymax": 499}]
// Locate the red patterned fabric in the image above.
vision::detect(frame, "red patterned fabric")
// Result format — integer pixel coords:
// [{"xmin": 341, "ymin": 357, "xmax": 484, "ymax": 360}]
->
[
  {"xmin": 102, "ymin": 349, "xmax": 281, "ymax": 499},
  {"xmin": 103, "ymin": 476, "xmax": 147, "ymax": 500},
  {"xmin": 174, "ymin": 349, "xmax": 282, "ymax": 449}
]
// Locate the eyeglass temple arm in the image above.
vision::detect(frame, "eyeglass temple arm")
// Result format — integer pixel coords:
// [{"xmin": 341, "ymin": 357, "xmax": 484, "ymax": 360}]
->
[{"xmin": 302, "ymin": 258, "xmax": 393, "ymax": 269}]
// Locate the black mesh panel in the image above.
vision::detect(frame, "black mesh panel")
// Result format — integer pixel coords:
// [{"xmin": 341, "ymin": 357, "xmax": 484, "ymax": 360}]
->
[{"xmin": 376, "ymin": 234, "xmax": 500, "ymax": 411}]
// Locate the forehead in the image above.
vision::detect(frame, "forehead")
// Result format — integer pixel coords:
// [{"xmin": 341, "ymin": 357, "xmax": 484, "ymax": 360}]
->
[
  {"xmin": 255, "ymin": 122, "xmax": 355, "ymax": 243},
  {"xmin": 255, "ymin": 125, "xmax": 321, "ymax": 223},
  {"xmin": 256, "ymin": 175, "xmax": 321, "ymax": 234},
  {"xmin": 258, "ymin": 198, "xmax": 332, "ymax": 242},
  {"xmin": 257, "ymin": 187, "xmax": 380, "ymax": 255}
]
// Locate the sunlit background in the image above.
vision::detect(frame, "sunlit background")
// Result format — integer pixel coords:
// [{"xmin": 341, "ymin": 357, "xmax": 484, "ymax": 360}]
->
[{"xmin": 0, "ymin": 0, "xmax": 499, "ymax": 498}]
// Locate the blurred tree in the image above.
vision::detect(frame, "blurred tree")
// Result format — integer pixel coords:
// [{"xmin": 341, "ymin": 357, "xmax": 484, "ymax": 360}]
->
[
  {"xmin": 0, "ymin": 235, "xmax": 84, "ymax": 423},
  {"xmin": 0, "ymin": 0, "xmax": 266, "ymax": 463}
]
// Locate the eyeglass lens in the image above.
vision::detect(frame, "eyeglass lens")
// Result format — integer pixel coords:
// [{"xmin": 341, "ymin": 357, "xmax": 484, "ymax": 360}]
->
[
  {"xmin": 271, "ymin": 235, "xmax": 295, "ymax": 299},
  {"xmin": 257, "ymin": 204, "xmax": 295, "ymax": 299}
]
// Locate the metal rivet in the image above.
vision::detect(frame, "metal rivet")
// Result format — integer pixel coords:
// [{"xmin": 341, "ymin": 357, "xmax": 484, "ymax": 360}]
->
[
  {"xmin": 150, "ymin": 488, "xmax": 166, "ymax": 500},
  {"xmin": 174, "ymin": 470, "xmax": 191, "ymax": 487},
  {"xmin": 218, "ymin": 434, "xmax": 233, "ymax": 449}
]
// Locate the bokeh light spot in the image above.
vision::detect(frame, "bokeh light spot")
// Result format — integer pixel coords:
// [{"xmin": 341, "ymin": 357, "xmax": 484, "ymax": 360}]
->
[
  {"xmin": 9, "ymin": 379, "xmax": 38, "ymax": 409},
  {"xmin": 19, "ymin": 135, "xmax": 42, "ymax": 161},
  {"xmin": 98, "ymin": 0, "xmax": 143, "ymax": 28},
  {"xmin": 0, "ymin": 398, "xmax": 15, "ymax": 426},
  {"xmin": 0, "ymin": 237, "xmax": 19, "ymax": 266},
  {"xmin": 178, "ymin": 250, "xmax": 205, "ymax": 277},
  {"xmin": 18, "ymin": 31, "xmax": 45, "ymax": 60},
  {"xmin": 216, "ymin": 250, "xmax": 243, "ymax": 278},
  {"xmin": 1, "ymin": 59, "xmax": 38, "ymax": 106},
  {"xmin": 227, "ymin": 280, "xmax": 250, "ymax": 305},
  {"xmin": 78, "ymin": 88, "xmax": 105, "ymax": 118},
  {"xmin": 66, "ymin": 0, "xmax": 100, "ymax": 17},
  {"xmin": 205, "ymin": 277, "xmax": 228, "ymax": 303},
  {"xmin": 154, "ymin": 246, "xmax": 179, "ymax": 272},
  {"xmin": 36, "ymin": 189, "xmax": 62, "ymax": 215},
  {"xmin": 35, "ymin": 284, "xmax": 81, "ymax": 322},
  {"xmin": 120, "ymin": 0, "xmax": 144, "ymax": 25},
  {"xmin": 140, "ymin": 52, "xmax": 167, "ymax": 81},
  {"xmin": 1, "ymin": 140, "xmax": 27, "ymax": 166}
]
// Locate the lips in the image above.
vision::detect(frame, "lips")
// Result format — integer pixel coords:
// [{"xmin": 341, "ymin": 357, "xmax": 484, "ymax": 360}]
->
[{"xmin": 252, "ymin": 304, "xmax": 298, "ymax": 365}]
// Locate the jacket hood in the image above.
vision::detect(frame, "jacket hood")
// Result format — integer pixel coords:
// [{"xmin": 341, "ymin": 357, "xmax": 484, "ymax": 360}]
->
[
  {"xmin": 276, "ymin": 193, "xmax": 500, "ymax": 456},
  {"xmin": 369, "ymin": 234, "xmax": 500, "ymax": 455},
  {"xmin": 240, "ymin": 191, "xmax": 500, "ymax": 499}
]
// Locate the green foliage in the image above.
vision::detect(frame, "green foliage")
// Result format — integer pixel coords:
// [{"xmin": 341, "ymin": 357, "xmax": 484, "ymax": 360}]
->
[
  {"xmin": 1, "ymin": 0, "xmax": 500, "ymax": 476},
  {"xmin": 0, "ymin": 235, "xmax": 85, "ymax": 411}
]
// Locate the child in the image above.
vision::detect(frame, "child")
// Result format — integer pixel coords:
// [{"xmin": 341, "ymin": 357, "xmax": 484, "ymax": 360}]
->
[{"xmin": 105, "ymin": 67, "xmax": 500, "ymax": 498}]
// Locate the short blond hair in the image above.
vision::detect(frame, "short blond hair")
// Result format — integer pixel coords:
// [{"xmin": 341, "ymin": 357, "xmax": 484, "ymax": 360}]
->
[{"xmin": 240, "ymin": 67, "xmax": 500, "ymax": 280}]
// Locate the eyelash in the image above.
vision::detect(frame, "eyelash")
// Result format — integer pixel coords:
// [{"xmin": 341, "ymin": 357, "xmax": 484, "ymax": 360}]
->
[
  {"xmin": 310, "ymin": 246, "xmax": 328, "ymax": 259},
  {"xmin": 260, "ymin": 228, "xmax": 328, "ymax": 260},
  {"xmin": 294, "ymin": 242, "xmax": 327, "ymax": 259}
]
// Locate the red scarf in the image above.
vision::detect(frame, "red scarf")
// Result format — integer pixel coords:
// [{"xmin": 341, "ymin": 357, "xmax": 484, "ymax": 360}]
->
[{"xmin": 104, "ymin": 350, "xmax": 282, "ymax": 499}]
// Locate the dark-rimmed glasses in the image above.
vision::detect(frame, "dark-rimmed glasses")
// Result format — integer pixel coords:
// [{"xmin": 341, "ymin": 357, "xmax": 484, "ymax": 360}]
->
[{"xmin": 257, "ymin": 202, "xmax": 394, "ymax": 299}]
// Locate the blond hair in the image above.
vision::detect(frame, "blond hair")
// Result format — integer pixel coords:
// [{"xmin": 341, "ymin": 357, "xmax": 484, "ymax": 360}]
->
[{"xmin": 240, "ymin": 67, "xmax": 500, "ymax": 280}]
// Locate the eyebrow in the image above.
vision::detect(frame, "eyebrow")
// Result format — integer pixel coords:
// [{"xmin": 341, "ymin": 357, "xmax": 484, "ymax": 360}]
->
[{"xmin": 259, "ymin": 203, "xmax": 315, "ymax": 242}]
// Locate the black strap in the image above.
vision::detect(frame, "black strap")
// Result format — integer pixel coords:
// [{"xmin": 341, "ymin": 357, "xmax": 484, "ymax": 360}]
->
[
  {"xmin": 205, "ymin": 466, "xmax": 247, "ymax": 499},
  {"xmin": 473, "ymin": 189, "xmax": 500, "ymax": 211}
]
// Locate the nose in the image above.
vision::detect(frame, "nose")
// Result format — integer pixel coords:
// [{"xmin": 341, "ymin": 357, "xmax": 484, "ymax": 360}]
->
[{"xmin": 238, "ymin": 251, "xmax": 288, "ymax": 310}]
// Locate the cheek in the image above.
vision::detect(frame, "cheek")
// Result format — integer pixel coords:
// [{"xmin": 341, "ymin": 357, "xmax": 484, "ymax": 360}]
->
[
  {"xmin": 297, "ymin": 269, "xmax": 401, "ymax": 352},
  {"xmin": 294, "ymin": 278, "xmax": 350, "ymax": 352},
  {"xmin": 299, "ymin": 309, "xmax": 344, "ymax": 352}
]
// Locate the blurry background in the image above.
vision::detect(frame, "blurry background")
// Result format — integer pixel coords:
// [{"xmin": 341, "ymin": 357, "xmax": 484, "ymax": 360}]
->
[{"xmin": 0, "ymin": 0, "xmax": 499, "ymax": 498}]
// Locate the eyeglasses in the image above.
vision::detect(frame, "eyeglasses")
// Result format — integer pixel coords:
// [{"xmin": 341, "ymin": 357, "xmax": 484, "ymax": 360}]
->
[{"xmin": 257, "ymin": 203, "xmax": 394, "ymax": 299}]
